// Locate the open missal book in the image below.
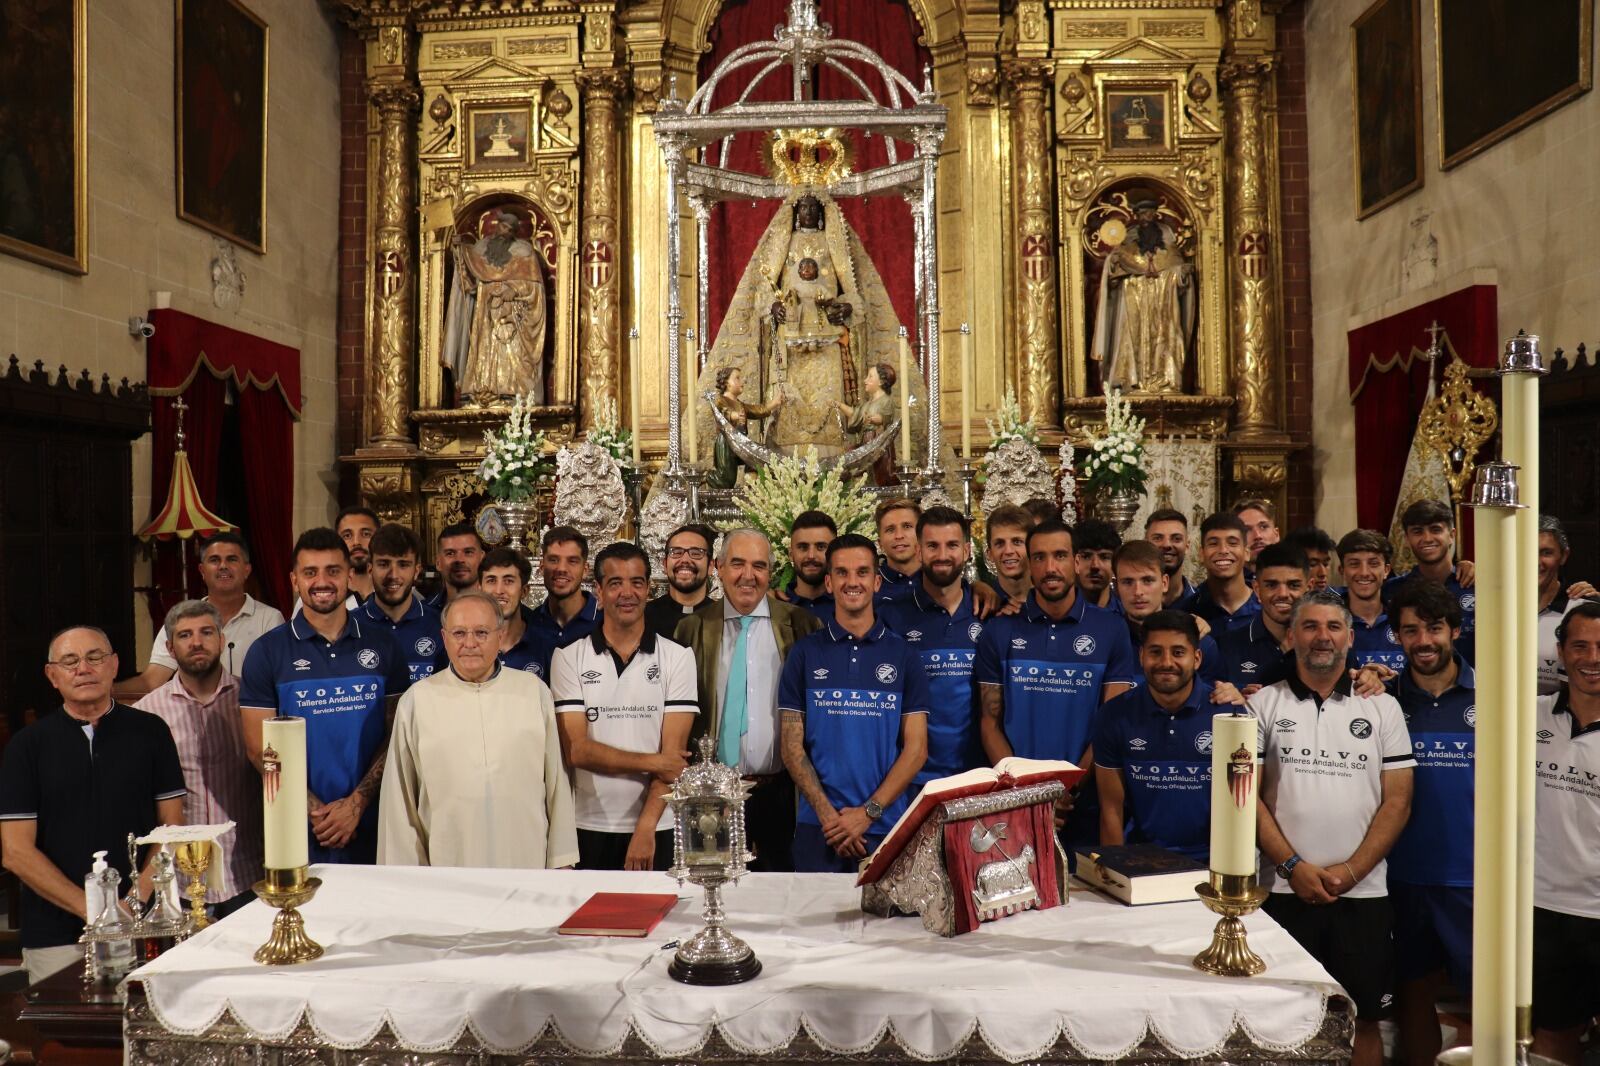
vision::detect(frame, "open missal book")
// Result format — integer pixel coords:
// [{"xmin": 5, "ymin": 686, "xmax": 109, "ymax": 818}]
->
[
  {"xmin": 1072, "ymin": 845, "xmax": 1207, "ymax": 905},
  {"xmin": 855, "ymin": 758, "xmax": 1085, "ymax": 886}
]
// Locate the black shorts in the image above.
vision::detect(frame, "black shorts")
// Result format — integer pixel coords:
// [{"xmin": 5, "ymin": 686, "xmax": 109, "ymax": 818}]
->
[
  {"xmin": 1532, "ymin": 906, "xmax": 1600, "ymax": 1032},
  {"xmin": 576, "ymin": 828, "xmax": 675, "ymax": 872},
  {"xmin": 1391, "ymin": 882, "xmax": 1473, "ymax": 992},
  {"xmin": 1263, "ymin": 893, "xmax": 1394, "ymax": 1020}
]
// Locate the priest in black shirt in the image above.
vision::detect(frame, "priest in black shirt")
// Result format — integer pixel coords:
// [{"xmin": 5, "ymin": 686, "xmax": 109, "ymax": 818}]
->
[{"xmin": 644, "ymin": 524, "xmax": 717, "ymax": 642}]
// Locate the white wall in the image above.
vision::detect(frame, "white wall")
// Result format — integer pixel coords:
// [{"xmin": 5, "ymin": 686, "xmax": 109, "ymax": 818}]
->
[{"xmin": 1304, "ymin": 0, "xmax": 1600, "ymax": 530}]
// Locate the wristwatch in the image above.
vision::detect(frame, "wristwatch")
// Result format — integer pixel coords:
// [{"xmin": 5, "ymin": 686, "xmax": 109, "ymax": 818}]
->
[
  {"xmin": 1275, "ymin": 854, "xmax": 1302, "ymax": 880},
  {"xmin": 864, "ymin": 799, "xmax": 884, "ymax": 821}
]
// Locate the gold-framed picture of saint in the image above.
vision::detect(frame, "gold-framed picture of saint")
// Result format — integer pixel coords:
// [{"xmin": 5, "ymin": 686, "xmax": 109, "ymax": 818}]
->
[
  {"xmin": 176, "ymin": 0, "xmax": 268, "ymax": 253},
  {"xmin": 1103, "ymin": 86, "xmax": 1175, "ymax": 157},
  {"xmin": 467, "ymin": 106, "xmax": 533, "ymax": 172},
  {"xmin": 1351, "ymin": 0, "xmax": 1423, "ymax": 219}
]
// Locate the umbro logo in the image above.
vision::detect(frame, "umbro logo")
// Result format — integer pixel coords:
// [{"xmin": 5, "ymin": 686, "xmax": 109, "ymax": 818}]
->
[
  {"xmin": 1275, "ymin": 719, "xmax": 1295, "ymax": 731},
  {"xmin": 1242, "ymin": 661, "xmax": 1258, "ymax": 672},
  {"xmin": 905, "ymin": 630, "xmax": 923, "ymax": 641},
  {"xmin": 813, "ymin": 668, "xmax": 829, "ymax": 680},
  {"xmin": 1537, "ymin": 729, "xmax": 1555, "ymax": 742},
  {"xmin": 292, "ymin": 659, "xmax": 311, "ymax": 671},
  {"xmin": 1128, "ymin": 737, "xmax": 1148, "ymax": 751},
  {"xmin": 580, "ymin": 669, "xmax": 602, "ymax": 684},
  {"xmin": 1011, "ymin": 637, "xmax": 1028, "ymax": 649}
]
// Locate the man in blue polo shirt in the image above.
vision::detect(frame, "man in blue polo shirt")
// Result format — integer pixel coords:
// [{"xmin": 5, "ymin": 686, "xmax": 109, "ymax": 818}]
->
[
  {"xmin": 1384, "ymin": 499, "xmax": 1476, "ymax": 660},
  {"xmin": 1384, "ymin": 580, "xmax": 1475, "ymax": 1066},
  {"xmin": 1213, "ymin": 544, "xmax": 1309, "ymax": 693},
  {"xmin": 241, "ymin": 528, "xmax": 410, "ymax": 865},
  {"xmin": 875, "ymin": 498, "xmax": 922, "ymax": 606},
  {"xmin": 880, "ymin": 506, "xmax": 985, "ymax": 787},
  {"xmin": 975, "ymin": 519, "xmax": 1136, "ymax": 848},
  {"xmin": 362, "ymin": 523, "xmax": 443, "ymax": 684},
  {"xmin": 1095, "ymin": 611, "xmax": 1245, "ymax": 860},
  {"xmin": 426, "ymin": 522, "xmax": 486, "ymax": 610},
  {"xmin": 784, "ymin": 510, "xmax": 837, "ymax": 620},
  {"xmin": 1335, "ymin": 529, "xmax": 1406, "ymax": 671},
  {"xmin": 1189, "ymin": 512, "xmax": 1262, "ymax": 631},
  {"xmin": 781, "ymin": 533, "xmax": 930, "ymax": 872},
  {"xmin": 479, "ymin": 547, "xmax": 556, "ymax": 678},
  {"xmin": 526, "ymin": 526, "xmax": 601, "ymax": 669},
  {"xmin": 1111, "ymin": 539, "xmax": 1222, "ymax": 688}
]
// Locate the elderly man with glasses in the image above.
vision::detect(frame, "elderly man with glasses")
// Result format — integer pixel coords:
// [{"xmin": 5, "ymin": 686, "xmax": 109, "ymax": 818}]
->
[
  {"xmin": 0, "ymin": 627, "xmax": 187, "ymax": 983},
  {"xmin": 378, "ymin": 590, "xmax": 577, "ymax": 869}
]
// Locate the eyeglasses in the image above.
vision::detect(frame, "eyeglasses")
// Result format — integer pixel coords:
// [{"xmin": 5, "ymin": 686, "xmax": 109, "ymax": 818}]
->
[
  {"xmin": 666, "ymin": 547, "xmax": 708, "ymax": 561},
  {"xmin": 48, "ymin": 650, "xmax": 112, "ymax": 671},
  {"xmin": 445, "ymin": 628, "xmax": 496, "ymax": 645}
]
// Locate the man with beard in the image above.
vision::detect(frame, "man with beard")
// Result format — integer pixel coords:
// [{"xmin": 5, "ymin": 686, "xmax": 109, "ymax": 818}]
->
[
  {"xmin": 1112, "ymin": 539, "xmax": 1223, "ymax": 688},
  {"xmin": 336, "ymin": 506, "xmax": 379, "ymax": 602},
  {"xmin": 1144, "ymin": 508, "xmax": 1197, "ymax": 609},
  {"xmin": 1213, "ymin": 544, "xmax": 1310, "ymax": 693},
  {"xmin": 115, "ymin": 531, "xmax": 285, "ymax": 697},
  {"xmin": 784, "ymin": 510, "xmax": 837, "ymax": 619},
  {"xmin": 984, "ymin": 505, "xmax": 1032, "ymax": 605},
  {"xmin": 427, "ymin": 522, "xmax": 486, "ymax": 608},
  {"xmin": 527, "ymin": 527, "xmax": 600, "ymax": 665},
  {"xmin": 1285, "ymin": 527, "xmax": 1336, "ymax": 592},
  {"xmin": 875, "ymin": 498, "xmax": 922, "ymax": 604},
  {"xmin": 1233, "ymin": 498, "xmax": 1281, "ymax": 565},
  {"xmin": 1335, "ymin": 529, "xmax": 1405, "ymax": 672},
  {"xmin": 1072, "ymin": 518, "xmax": 1122, "ymax": 612},
  {"xmin": 241, "ymin": 528, "xmax": 410, "ymax": 864},
  {"xmin": 1384, "ymin": 500, "xmax": 1476, "ymax": 659},
  {"xmin": 1095, "ymin": 611, "xmax": 1241, "ymax": 861},
  {"xmin": 675, "ymin": 529, "xmax": 820, "ymax": 871},
  {"xmin": 1383, "ymin": 582, "xmax": 1475, "ymax": 1066},
  {"xmin": 361, "ymin": 523, "xmax": 444, "ymax": 684},
  {"xmin": 976, "ymin": 519, "xmax": 1136, "ymax": 850},
  {"xmin": 554, "ymin": 543, "xmax": 696, "ymax": 871},
  {"xmin": 1190, "ymin": 512, "xmax": 1261, "ymax": 631},
  {"xmin": 781, "ymin": 534, "xmax": 929, "ymax": 872},
  {"xmin": 136, "ymin": 600, "xmax": 263, "ymax": 918},
  {"xmin": 1535, "ymin": 514, "xmax": 1599, "ymax": 694},
  {"xmin": 478, "ymin": 547, "xmax": 554, "ymax": 679},
  {"xmin": 1251, "ymin": 589, "xmax": 1414, "ymax": 1066},
  {"xmin": 881, "ymin": 507, "xmax": 986, "ymax": 787},
  {"xmin": 645, "ymin": 524, "xmax": 716, "ymax": 641}
]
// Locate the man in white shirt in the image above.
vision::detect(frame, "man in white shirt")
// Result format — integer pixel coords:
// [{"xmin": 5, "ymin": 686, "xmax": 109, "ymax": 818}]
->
[
  {"xmin": 1535, "ymin": 515, "xmax": 1599, "ymax": 695},
  {"xmin": 115, "ymin": 531, "xmax": 285, "ymax": 698},
  {"xmin": 1530, "ymin": 601, "xmax": 1600, "ymax": 1065},
  {"xmin": 552, "ymin": 542, "xmax": 697, "ymax": 871},
  {"xmin": 1251, "ymin": 589, "xmax": 1414, "ymax": 1066},
  {"xmin": 378, "ymin": 591, "xmax": 577, "ymax": 869}
]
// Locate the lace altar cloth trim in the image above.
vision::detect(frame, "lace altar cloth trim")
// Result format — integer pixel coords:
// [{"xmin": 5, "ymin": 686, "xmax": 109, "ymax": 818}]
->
[{"xmin": 127, "ymin": 867, "xmax": 1347, "ymax": 1063}]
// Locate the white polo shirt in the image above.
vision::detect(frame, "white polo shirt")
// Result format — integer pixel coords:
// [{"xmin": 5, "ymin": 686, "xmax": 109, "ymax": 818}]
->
[
  {"xmin": 551, "ymin": 629, "xmax": 698, "ymax": 834},
  {"xmin": 1537, "ymin": 594, "xmax": 1590, "ymax": 695},
  {"xmin": 148, "ymin": 594, "xmax": 286, "ymax": 676},
  {"xmin": 1533, "ymin": 690, "xmax": 1600, "ymax": 918},
  {"xmin": 1250, "ymin": 671, "xmax": 1415, "ymax": 898}
]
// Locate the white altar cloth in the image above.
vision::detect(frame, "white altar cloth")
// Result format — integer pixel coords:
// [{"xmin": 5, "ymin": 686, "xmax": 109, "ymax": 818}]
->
[{"xmin": 130, "ymin": 866, "xmax": 1343, "ymax": 1062}]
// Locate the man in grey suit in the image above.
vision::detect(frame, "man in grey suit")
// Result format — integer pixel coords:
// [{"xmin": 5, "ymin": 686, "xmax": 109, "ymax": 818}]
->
[{"xmin": 676, "ymin": 528, "xmax": 821, "ymax": 871}]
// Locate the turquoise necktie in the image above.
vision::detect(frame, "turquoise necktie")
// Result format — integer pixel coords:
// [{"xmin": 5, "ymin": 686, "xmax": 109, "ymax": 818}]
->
[{"xmin": 718, "ymin": 614, "xmax": 754, "ymax": 767}]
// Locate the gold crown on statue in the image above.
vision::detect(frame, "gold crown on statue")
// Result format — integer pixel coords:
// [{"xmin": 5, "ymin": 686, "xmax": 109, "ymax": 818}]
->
[{"xmin": 767, "ymin": 128, "xmax": 853, "ymax": 187}]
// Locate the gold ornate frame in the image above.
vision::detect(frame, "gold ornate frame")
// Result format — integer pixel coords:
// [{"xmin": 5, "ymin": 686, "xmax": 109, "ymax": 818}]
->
[
  {"xmin": 1350, "ymin": 0, "xmax": 1423, "ymax": 220},
  {"xmin": 1101, "ymin": 81, "xmax": 1179, "ymax": 159}
]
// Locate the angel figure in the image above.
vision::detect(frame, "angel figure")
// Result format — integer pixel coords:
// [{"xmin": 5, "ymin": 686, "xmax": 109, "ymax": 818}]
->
[
  {"xmin": 834, "ymin": 361, "xmax": 897, "ymax": 486},
  {"xmin": 709, "ymin": 366, "xmax": 784, "ymax": 489}
]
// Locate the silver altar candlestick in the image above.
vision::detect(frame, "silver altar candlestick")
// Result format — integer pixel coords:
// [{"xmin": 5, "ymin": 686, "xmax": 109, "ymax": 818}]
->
[
  {"xmin": 958, "ymin": 459, "xmax": 977, "ymax": 519},
  {"xmin": 666, "ymin": 737, "xmax": 762, "ymax": 985},
  {"xmin": 623, "ymin": 467, "xmax": 647, "ymax": 542},
  {"xmin": 894, "ymin": 463, "xmax": 919, "ymax": 499}
]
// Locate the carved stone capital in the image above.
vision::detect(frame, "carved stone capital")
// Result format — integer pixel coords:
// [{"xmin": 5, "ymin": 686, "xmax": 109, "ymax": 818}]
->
[
  {"xmin": 1218, "ymin": 55, "xmax": 1275, "ymax": 90},
  {"xmin": 366, "ymin": 81, "xmax": 421, "ymax": 114},
  {"xmin": 576, "ymin": 66, "xmax": 630, "ymax": 101},
  {"xmin": 1001, "ymin": 58, "xmax": 1054, "ymax": 92},
  {"xmin": 356, "ymin": 458, "xmax": 421, "ymax": 530}
]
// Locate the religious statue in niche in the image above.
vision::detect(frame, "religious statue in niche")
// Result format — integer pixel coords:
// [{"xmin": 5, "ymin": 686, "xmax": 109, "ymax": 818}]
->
[
  {"xmin": 1087, "ymin": 190, "xmax": 1197, "ymax": 394},
  {"xmin": 441, "ymin": 204, "xmax": 548, "ymax": 406},
  {"xmin": 834, "ymin": 361, "xmax": 899, "ymax": 486},
  {"xmin": 709, "ymin": 366, "xmax": 784, "ymax": 489}
]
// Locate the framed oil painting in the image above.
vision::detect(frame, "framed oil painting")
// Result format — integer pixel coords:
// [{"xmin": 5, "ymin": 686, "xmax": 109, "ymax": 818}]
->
[
  {"xmin": 1104, "ymin": 86, "xmax": 1174, "ymax": 156},
  {"xmin": 1352, "ymin": 0, "xmax": 1423, "ymax": 219},
  {"xmin": 1435, "ymin": 0, "xmax": 1592, "ymax": 169},
  {"xmin": 0, "ymin": 0, "xmax": 87, "ymax": 274},
  {"xmin": 177, "ymin": 0, "xmax": 268, "ymax": 252},
  {"xmin": 467, "ymin": 105, "xmax": 534, "ymax": 171}
]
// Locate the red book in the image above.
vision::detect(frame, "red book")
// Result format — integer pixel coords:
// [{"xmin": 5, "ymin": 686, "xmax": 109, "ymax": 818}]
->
[{"xmin": 557, "ymin": 892, "xmax": 681, "ymax": 937}]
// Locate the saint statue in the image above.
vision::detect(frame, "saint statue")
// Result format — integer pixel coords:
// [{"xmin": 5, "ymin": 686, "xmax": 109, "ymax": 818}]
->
[
  {"xmin": 709, "ymin": 366, "xmax": 783, "ymax": 489},
  {"xmin": 1090, "ymin": 200, "xmax": 1195, "ymax": 394},
  {"xmin": 442, "ymin": 206, "xmax": 547, "ymax": 405},
  {"xmin": 834, "ymin": 361, "xmax": 897, "ymax": 486}
]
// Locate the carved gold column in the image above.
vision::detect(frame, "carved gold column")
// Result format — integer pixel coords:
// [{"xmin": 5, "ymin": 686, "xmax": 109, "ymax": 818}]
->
[
  {"xmin": 577, "ymin": 67, "xmax": 628, "ymax": 432},
  {"xmin": 367, "ymin": 78, "xmax": 420, "ymax": 447},
  {"xmin": 1005, "ymin": 59, "xmax": 1061, "ymax": 432},
  {"xmin": 1220, "ymin": 55, "xmax": 1279, "ymax": 441}
]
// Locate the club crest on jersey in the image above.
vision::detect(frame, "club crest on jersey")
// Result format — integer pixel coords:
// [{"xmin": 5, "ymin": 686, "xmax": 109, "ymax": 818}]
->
[
  {"xmin": 1195, "ymin": 731, "xmax": 1213, "ymax": 754},
  {"xmin": 357, "ymin": 649, "xmax": 380, "ymax": 669},
  {"xmin": 1464, "ymin": 705, "xmax": 1476, "ymax": 727},
  {"xmin": 647, "ymin": 664, "xmax": 661, "ymax": 682},
  {"xmin": 292, "ymin": 658, "xmax": 311, "ymax": 671},
  {"xmin": 1073, "ymin": 634, "xmax": 1097, "ymax": 656},
  {"xmin": 414, "ymin": 637, "xmax": 436, "ymax": 657},
  {"xmin": 875, "ymin": 663, "xmax": 898, "ymax": 684},
  {"xmin": 968, "ymin": 622, "xmax": 983, "ymax": 642},
  {"xmin": 1460, "ymin": 593, "xmax": 1476, "ymax": 612},
  {"xmin": 1127, "ymin": 737, "xmax": 1148, "ymax": 751},
  {"xmin": 1350, "ymin": 717, "xmax": 1372, "ymax": 739},
  {"xmin": 1385, "ymin": 628, "xmax": 1399, "ymax": 645}
]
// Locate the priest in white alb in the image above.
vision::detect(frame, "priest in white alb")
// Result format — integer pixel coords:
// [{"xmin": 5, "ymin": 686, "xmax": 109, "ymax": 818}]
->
[{"xmin": 378, "ymin": 590, "xmax": 578, "ymax": 868}]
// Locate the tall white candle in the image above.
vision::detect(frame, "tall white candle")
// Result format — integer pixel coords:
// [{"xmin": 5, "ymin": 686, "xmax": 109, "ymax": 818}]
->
[
  {"xmin": 1208, "ymin": 712, "xmax": 1258, "ymax": 877},
  {"xmin": 1503, "ymin": 371, "xmax": 1539, "ymax": 1021},
  {"xmin": 629, "ymin": 327, "xmax": 642, "ymax": 466},
  {"xmin": 960, "ymin": 323, "xmax": 973, "ymax": 460},
  {"xmin": 898, "ymin": 331, "xmax": 913, "ymax": 466},
  {"xmin": 261, "ymin": 717, "xmax": 309, "ymax": 870}
]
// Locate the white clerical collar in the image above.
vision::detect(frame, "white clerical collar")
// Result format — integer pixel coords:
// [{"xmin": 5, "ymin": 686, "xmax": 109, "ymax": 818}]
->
[{"xmin": 723, "ymin": 595, "xmax": 772, "ymax": 623}]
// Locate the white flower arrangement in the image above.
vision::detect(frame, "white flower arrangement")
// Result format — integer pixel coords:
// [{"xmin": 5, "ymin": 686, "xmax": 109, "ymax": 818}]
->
[
  {"xmin": 1082, "ymin": 389, "xmax": 1148, "ymax": 498},
  {"xmin": 984, "ymin": 386, "xmax": 1039, "ymax": 450},
  {"xmin": 478, "ymin": 392, "xmax": 552, "ymax": 503},
  {"xmin": 731, "ymin": 446, "xmax": 875, "ymax": 588},
  {"xmin": 585, "ymin": 396, "xmax": 635, "ymax": 470}
]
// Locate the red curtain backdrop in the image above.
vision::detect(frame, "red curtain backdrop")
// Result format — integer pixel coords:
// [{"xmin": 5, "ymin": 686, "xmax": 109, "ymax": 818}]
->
[
  {"xmin": 700, "ymin": 0, "xmax": 928, "ymax": 347},
  {"xmin": 146, "ymin": 309, "xmax": 302, "ymax": 619},
  {"xmin": 1346, "ymin": 284, "xmax": 1498, "ymax": 545}
]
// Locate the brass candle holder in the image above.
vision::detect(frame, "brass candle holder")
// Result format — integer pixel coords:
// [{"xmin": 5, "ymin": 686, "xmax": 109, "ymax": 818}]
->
[
  {"xmin": 1192, "ymin": 871, "xmax": 1270, "ymax": 977},
  {"xmin": 252, "ymin": 866, "xmax": 323, "ymax": 965}
]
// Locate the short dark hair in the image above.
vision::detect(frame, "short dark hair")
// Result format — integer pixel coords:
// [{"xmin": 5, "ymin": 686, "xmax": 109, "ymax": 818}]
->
[
  {"xmin": 437, "ymin": 521, "xmax": 483, "ymax": 547},
  {"xmin": 1556, "ymin": 600, "xmax": 1600, "ymax": 645},
  {"xmin": 1026, "ymin": 518, "xmax": 1073, "ymax": 553},
  {"xmin": 1072, "ymin": 518, "xmax": 1121, "ymax": 554},
  {"xmin": 1390, "ymin": 578, "xmax": 1463, "ymax": 630},
  {"xmin": 987, "ymin": 504, "xmax": 1031, "ymax": 536},
  {"xmin": 1232, "ymin": 498, "xmax": 1277, "ymax": 522},
  {"xmin": 1113, "ymin": 539, "xmax": 1165, "ymax": 573},
  {"xmin": 1540, "ymin": 514, "xmax": 1571, "ymax": 555},
  {"xmin": 825, "ymin": 532, "xmax": 878, "ymax": 567},
  {"xmin": 199, "ymin": 530, "xmax": 250, "ymax": 562},
  {"xmin": 594, "ymin": 540, "xmax": 650, "ymax": 580},
  {"xmin": 1401, "ymin": 499, "xmax": 1454, "ymax": 530},
  {"xmin": 1337, "ymin": 528, "xmax": 1394, "ymax": 563},
  {"xmin": 1200, "ymin": 512, "xmax": 1248, "ymax": 541},
  {"xmin": 874, "ymin": 497, "xmax": 920, "ymax": 528},
  {"xmin": 293, "ymin": 527, "xmax": 348, "ymax": 564},
  {"xmin": 542, "ymin": 524, "xmax": 589, "ymax": 558},
  {"xmin": 790, "ymin": 510, "xmax": 837, "ymax": 538},
  {"xmin": 1145, "ymin": 508, "xmax": 1187, "ymax": 529},
  {"xmin": 667, "ymin": 523, "xmax": 717, "ymax": 554},
  {"xmin": 1254, "ymin": 543, "xmax": 1309, "ymax": 575},
  {"xmin": 1142, "ymin": 609, "xmax": 1200, "ymax": 647},
  {"xmin": 335, "ymin": 505, "xmax": 379, "ymax": 529},
  {"xmin": 480, "ymin": 546, "xmax": 532, "ymax": 586},
  {"xmin": 1022, "ymin": 498, "xmax": 1059, "ymax": 526},
  {"xmin": 369, "ymin": 522, "xmax": 422, "ymax": 560},
  {"xmin": 917, "ymin": 505, "xmax": 970, "ymax": 539},
  {"xmin": 1285, "ymin": 526, "xmax": 1336, "ymax": 556}
]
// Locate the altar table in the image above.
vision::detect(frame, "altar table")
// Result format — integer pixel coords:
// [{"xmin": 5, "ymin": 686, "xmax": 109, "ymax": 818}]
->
[{"xmin": 124, "ymin": 866, "xmax": 1352, "ymax": 1065}]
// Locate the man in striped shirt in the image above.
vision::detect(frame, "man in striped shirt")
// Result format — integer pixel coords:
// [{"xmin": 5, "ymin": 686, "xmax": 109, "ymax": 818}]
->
[{"xmin": 136, "ymin": 600, "xmax": 263, "ymax": 916}]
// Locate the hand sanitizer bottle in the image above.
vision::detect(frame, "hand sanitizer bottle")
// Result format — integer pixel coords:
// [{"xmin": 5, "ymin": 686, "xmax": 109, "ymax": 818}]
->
[{"xmin": 83, "ymin": 851, "xmax": 134, "ymax": 981}]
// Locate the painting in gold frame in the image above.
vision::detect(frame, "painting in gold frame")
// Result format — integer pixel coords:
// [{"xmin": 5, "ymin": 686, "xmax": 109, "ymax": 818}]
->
[
  {"xmin": 466, "ymin": 106, "xmax": 535, "ymax": 172},
  {"xmin": 1435, "ymin": 0, "xmax": 1592, "ymax": 170},
  {"xmin": 1103, "ymin": 85, "xmax": 1176, "ymax": 157},
  {"xmin": 1352, "ymin": 0, "xmax": 1423, "ymax": 219},
  {"xmin": 176, "ymin": 0, "xmax": 268, "ymax": 252},
  {"xmin": 0, "ymin": 0, "xmax": 88, "ymax": 274}
]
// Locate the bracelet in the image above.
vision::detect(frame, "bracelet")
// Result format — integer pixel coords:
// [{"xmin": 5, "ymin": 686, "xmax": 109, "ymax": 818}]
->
[{"xmin": 1341, "ymin": 862, "xmax": 1357, "ymax": 883}]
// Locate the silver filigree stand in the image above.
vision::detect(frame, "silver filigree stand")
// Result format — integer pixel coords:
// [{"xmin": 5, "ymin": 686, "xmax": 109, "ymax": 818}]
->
[{"xmin": 669, "ymin": 880, "xmax": 761, "ymax": 984}]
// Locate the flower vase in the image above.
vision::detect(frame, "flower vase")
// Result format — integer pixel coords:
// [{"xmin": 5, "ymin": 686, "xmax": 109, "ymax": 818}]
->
[
  {"xmin": 1098, "ymin": 488, "xmax": 1141, "ymax": 535},
  {"xmin": 498, "ymin": 500, "xmax": 538, "ymax": 556}
]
